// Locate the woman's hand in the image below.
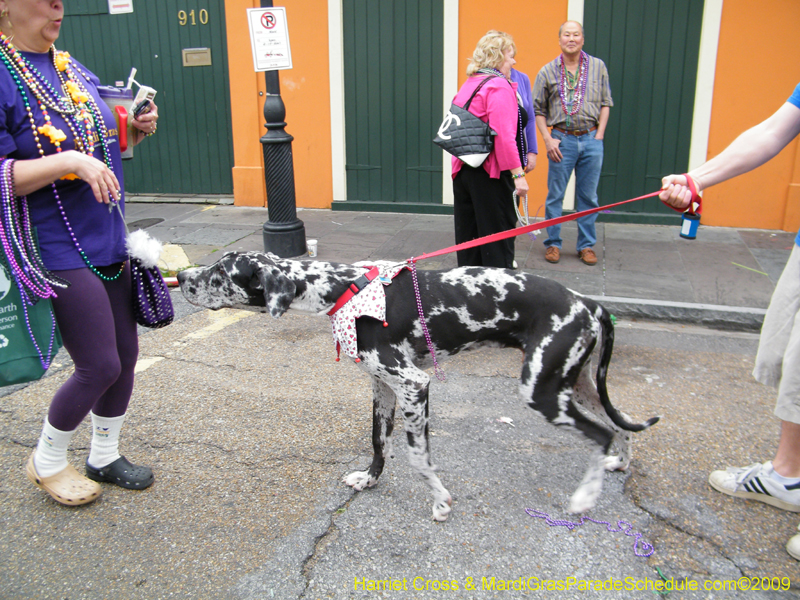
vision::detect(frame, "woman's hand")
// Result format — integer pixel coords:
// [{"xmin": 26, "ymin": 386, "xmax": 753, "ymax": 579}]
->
[
  {"xmin": 514, "ymin": 176, "xmax": 529, "ymax": 198},
  {"xmin": 62, "ymin": 150, "xmax": 121, "ymax": 204},
  {"xmin": 659, "ymin": 174, "xmax": 701, "ymax": 211},
  {"xmin": 524, "ymin": 153, "xmax": 537, "ymax": 173},
  {"xmin": 132, "ymin": 101, "xmax": 159, "ymax": 142}
]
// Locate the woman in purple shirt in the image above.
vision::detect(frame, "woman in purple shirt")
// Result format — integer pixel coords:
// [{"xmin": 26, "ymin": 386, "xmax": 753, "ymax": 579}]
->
[{"xmin": 0, "ymin": 0, "xmax": 159, "ymax": 506}]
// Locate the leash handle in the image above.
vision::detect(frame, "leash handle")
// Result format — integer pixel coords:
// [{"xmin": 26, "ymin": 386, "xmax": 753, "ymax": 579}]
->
[
  {"xmin": 661, "ymin": 173, "xmax": 702, "ymax": 215},
  {"xmin": 683, "ymin": 173, "xmax": 702, "ymax": 215}
]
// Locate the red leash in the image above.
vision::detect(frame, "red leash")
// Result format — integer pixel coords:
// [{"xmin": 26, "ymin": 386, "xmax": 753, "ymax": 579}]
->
[{"xmin": 409, "ymin": 175, "xmax": 701, "ymax": 263}]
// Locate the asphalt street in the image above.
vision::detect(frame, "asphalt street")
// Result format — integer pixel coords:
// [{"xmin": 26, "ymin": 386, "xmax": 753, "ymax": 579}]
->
[{"xmin": 1, "ymin": 202, "xmax": 798, "ymax": 599}]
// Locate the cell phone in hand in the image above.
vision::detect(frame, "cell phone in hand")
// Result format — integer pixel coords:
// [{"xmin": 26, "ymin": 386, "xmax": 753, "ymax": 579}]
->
[{"xmin": 132, "ymin": 99, "xmax": 151, "ymax": 119}]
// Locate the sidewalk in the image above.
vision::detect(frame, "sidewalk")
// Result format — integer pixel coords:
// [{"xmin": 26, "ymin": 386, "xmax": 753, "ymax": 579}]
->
[{"xmin": 128, "ymin": 197, "xmax": 794, "ymax": 331}]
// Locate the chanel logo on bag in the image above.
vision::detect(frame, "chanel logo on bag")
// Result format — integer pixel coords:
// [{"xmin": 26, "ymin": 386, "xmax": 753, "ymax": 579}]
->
[{"xmin": 437, "ymin": 110, "xmax": 461, "ymax": 140}]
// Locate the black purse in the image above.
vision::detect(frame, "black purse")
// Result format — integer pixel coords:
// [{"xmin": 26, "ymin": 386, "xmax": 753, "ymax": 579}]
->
[
  {"xmin": 115, "ymin": 204, "xmax": 174, "ymax": 329},
  {"xmin": 129, "ymin": 254, "xmax": 174, "ymax": 328},
  {"xmin": 433, "ymin": 75, "xmax": 498, "ymax": 168}
]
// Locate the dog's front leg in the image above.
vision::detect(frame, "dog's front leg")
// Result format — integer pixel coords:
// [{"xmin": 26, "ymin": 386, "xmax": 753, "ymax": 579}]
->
[
  {"xmin": 395, "ymin": 370, "xmax": 452, "ymax": 522},
  {"xmin": 343, "ymin": 377, "xmax": 396, "ymax": 491},
  {"xmin": 356, "ymin": 354, "xmax": 452, "ymax": 521}
]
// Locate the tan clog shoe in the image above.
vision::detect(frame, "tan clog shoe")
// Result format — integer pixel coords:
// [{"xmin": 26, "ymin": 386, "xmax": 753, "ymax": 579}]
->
[{"xmin": 26, "ymin": 452, "xmax": 102, "ymax": 506}]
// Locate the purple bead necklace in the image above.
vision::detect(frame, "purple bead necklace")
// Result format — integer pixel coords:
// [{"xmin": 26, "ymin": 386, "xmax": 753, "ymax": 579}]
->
[
  {"xmin": 558, "ymin": 51, "xmax": 589, "ymax": 116},
  {"xmin": 410, "ymin": 261, "xmax": 445, "ymax": 381},
  {"xmin": 0, "ymin": 159, "xmax": 66, "ymax": 300},
  {"xmin": 525, "ymin": 508, "xmax": 655, "ymax": 557},
  {"xmin": 0, "ymin": 158, "xmax": 61, "ymax": 370}
]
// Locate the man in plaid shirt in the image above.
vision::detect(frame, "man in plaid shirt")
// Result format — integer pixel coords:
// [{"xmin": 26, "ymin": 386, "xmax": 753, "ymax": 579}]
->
[{"xmin": 533, "ymin": 21, "xmax": 613, "ymax": 266}]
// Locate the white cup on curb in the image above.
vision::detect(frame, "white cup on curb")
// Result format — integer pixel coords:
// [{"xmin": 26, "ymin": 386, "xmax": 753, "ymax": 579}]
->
[{"xmin": 307, "ymin": 239, "xmax": 318, "ymax": 257}]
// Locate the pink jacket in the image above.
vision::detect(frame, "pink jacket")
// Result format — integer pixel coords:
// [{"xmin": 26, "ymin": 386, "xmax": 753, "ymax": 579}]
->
[{"xmin": 451, "ymin": 75, "xmax": 522, "ymax": 179}]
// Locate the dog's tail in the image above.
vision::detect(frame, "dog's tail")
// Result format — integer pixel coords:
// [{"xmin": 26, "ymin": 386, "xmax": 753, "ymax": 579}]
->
[{"xmin": 594, "ymin": 306, "xmax": 660, "ymax": 432}]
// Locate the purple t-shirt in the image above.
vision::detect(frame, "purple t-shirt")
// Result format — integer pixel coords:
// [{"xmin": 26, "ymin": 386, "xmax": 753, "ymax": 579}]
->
[
  {"xmin": 789, "ymin": 83, "xmax": 800, "ymax": 247},
  {"xmin": 0, "ymin": 50, "xmax": 127, "ymax": 270}
]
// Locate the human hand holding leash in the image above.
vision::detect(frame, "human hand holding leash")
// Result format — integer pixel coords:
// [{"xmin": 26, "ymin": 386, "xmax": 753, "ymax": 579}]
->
[{"xmin": 660, "ymin": 173, "xmax": 702, "ymax": 211}]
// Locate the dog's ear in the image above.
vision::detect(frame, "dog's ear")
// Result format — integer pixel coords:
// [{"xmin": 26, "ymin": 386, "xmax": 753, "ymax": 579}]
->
[{"xmin": 257, "ymin": 265, "xmax": 296, "ymax": 318}]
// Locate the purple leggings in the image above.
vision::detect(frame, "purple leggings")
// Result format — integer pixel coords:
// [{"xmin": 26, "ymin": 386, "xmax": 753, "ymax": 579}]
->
[{"xmin": 47, "ymin": 263, "xmax": 139, "ymax": 431}]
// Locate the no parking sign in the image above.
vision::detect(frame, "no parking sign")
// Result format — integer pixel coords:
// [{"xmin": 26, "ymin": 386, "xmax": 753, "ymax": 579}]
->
[{"xmin": 247, "ymin": 7, "xmax": 292, "ymax": 71}]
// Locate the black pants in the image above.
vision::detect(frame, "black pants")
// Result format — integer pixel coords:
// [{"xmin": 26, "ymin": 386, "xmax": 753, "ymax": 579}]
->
[{"xmin": 453, "ymin": 165, "xmax": 516, "ymax": 268}]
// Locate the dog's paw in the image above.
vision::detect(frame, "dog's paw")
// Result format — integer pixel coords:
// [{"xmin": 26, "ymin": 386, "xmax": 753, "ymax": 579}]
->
[
  {"xmin": 603, "ymin": 455, "xmax": 629, "ymax": 472},
  {"xmin": 567, "ymin": 489, "xmax": 597, "ymax": 514},
  {"xmin": 432, "ymin": 494, "xmax": 453, "ymax": 522},
  {"xmin": 343, "ymin": 471, "xmax": 377, "ymax": 491}
]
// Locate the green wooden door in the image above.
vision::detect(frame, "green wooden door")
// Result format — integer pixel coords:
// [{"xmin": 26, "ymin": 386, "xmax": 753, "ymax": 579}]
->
[
  {"xmin": 584, "ymin": 0, "xmax": 704, "ymax": 223},
  {"xmin": 342, "ymin": 0, "xmax": 444, "ymax": 212},
  {"xmin": 59, "ymin": 0, "xmax": 234, "ymax": 195}
]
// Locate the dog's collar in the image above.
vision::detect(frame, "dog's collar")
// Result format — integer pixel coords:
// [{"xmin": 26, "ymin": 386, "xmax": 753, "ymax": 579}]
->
[{"xmin": 327, "ymin": 266, "xmax": 381, "ymax": 316}]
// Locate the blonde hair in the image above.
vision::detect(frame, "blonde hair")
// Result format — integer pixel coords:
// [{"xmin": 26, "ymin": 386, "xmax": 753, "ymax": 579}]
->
[{"xmin": 466, "ymin": 30, "xmax": 516, "ymax": 76}]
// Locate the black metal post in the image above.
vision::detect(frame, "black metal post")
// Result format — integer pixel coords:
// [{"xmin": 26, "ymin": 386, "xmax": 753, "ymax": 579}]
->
[{"xmin": 260, "ymin": 0, "xmax": 306, "ymax": 257}]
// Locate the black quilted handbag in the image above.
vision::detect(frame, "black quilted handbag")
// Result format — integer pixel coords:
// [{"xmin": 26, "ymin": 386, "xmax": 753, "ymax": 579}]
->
[{"xmin": 433, "ymin": 75, "xmax": 498, "ymax": 168}]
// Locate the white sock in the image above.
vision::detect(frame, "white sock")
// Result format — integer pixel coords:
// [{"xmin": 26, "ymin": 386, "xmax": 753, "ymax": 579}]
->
[
  {"xmin": 34, "ymin": 418, "xmax": 76, "ymax": 478},
  {"xmin": 771, "ymin": 469, "xmax": 800, "ymax": 486},
  {"xmin": 87, "ymin": 412, "xmax": 126, "ymax": 469}
]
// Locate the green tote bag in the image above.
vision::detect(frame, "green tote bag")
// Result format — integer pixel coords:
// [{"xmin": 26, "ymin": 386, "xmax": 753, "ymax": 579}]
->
[{"xmin": 0, "ymin": 258, "xmax": 62, "ymax": 387}]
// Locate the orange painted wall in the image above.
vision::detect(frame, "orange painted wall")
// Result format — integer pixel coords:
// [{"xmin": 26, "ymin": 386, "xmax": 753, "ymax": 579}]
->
[
  {"xmin": 457, "ymin": 0, "xmax": 568, "ymax": 210},
  {"xmin": 225, "ymin": 1, "xmax": 800, "ymax": 231},
  {"xmin": 702, "ymin": 0, "xmax": 800, "ymax": 231},
  {"xmin": 225, "ymin": 0, "xmax": 332, "ymax": 208}
]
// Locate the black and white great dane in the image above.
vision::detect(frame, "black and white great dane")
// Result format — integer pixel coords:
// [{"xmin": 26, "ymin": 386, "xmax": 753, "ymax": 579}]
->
[{"xmin": 177, "ymin": 251, "xmax": 658, "ymax": 521}]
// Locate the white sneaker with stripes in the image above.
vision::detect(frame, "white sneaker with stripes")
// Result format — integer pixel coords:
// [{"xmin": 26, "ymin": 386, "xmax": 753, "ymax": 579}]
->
[
  {"xmin": 709, "ymin": 461, "xmax": 800, "ymax": 512},
  {"xmin": 787, "ymin": 523, "xmax": 800, "ymax": 560}
]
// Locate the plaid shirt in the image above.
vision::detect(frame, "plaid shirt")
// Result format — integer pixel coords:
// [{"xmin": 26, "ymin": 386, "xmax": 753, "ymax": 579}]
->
[{"xmin": 532, "ymin": 54, "xmax": 613, "ymax": 131}]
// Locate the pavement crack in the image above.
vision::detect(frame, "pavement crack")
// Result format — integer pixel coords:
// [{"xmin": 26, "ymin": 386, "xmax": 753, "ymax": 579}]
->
[
  {"xmin": 634, "ymin": 501, "xmax": 746, "ymax": 576},
  {"xmin": 298, "ymin": 495, "xmax": 355, "ymax": 599}
]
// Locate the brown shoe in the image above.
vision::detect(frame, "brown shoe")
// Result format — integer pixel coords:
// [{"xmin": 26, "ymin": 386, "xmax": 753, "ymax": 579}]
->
[
  {"xmin": 578, "ymin": 248, "xmax": 598, "ymax": 265},
  {"xmin": 545, "ymin": 247, "xmax": 560, "ymax": 264}
]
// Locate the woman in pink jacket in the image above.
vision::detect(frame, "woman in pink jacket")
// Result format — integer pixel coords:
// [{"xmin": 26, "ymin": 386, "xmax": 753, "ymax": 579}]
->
[{"xmin": 452, "ymin": 31, "xmax": 529, "ymax": 268}]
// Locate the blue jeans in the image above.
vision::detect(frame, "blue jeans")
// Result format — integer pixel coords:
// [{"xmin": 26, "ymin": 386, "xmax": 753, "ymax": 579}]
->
[{"xmin": 544, "ymin": 129, "xmax": 604, "ymax": 251}]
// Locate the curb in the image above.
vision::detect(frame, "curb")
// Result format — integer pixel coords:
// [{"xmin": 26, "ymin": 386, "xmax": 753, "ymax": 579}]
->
[
  {"xmin": 589, "ymin": 295, "xmax": 766, "ymax": 332},
  {"xmin": 127, "ymin": 195, "xmax": 234, "ymax": 205}
]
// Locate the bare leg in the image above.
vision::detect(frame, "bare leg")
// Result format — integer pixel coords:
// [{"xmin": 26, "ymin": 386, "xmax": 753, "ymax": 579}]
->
[{"xmin": 773, "ymin": 421, "xmax": 800, "ymax": 478}]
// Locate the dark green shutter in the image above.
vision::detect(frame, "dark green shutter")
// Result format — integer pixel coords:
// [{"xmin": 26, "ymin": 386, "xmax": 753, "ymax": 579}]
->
[
  {"xmin": 584, "ymin": 0, "xmax": 704, "ymax": 223},
  {"xmin": 341, "ymin": 0, "xmax": 444, "ymax": 212},
  {"xmin": 59, "ymin": 1, "xmax": 234, "ymax": 195}
]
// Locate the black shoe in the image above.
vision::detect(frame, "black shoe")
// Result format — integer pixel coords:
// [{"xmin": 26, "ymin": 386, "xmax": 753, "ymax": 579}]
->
[{"xmin": 86, "ymin": 456, "xmax": 154, "ymax": 490}]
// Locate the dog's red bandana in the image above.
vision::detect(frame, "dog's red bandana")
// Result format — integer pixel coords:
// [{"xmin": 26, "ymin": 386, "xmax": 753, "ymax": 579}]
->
[{"xmin": 329, "ymin": 263, "xmax": 406, "ymax": 361}]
